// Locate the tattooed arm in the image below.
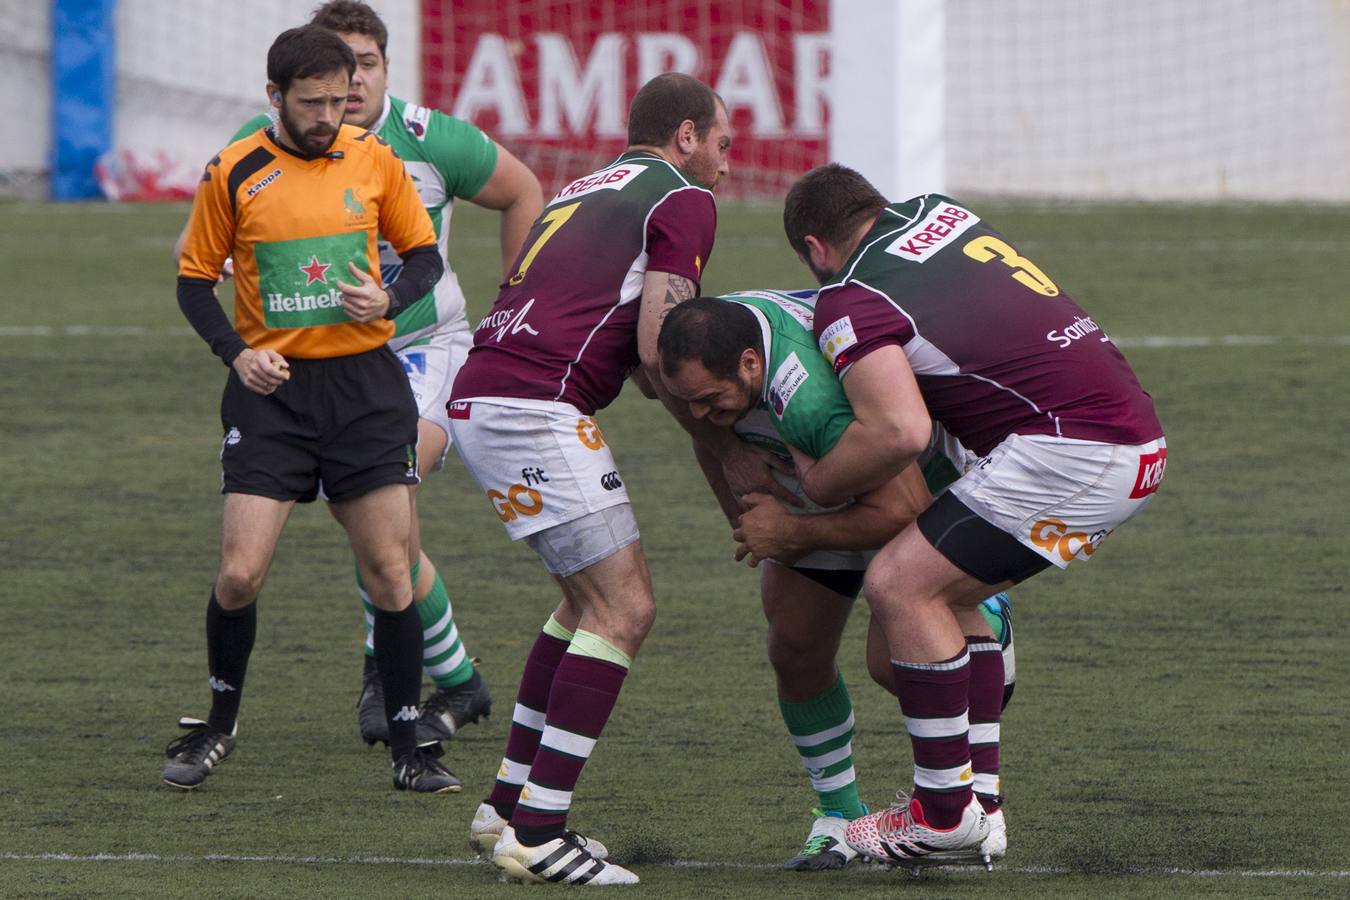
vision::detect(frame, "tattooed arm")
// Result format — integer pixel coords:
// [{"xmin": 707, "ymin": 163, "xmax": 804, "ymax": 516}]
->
[{"xmin": 637, "ymin": 269, "xmax": 697, "ymax": 375}]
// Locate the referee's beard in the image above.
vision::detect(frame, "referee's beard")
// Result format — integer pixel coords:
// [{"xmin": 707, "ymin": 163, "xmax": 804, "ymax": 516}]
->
[{"xmin": 277, "ymin": 103, "xmax": 339, "ymax": 158}]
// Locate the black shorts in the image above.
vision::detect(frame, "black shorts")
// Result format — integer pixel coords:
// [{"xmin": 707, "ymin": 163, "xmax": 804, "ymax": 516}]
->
[
  {"xmin": 790, "ymin": 566, "xmax": 866, "ymax": 600},
  {"xmin": 916, "ymin": 490, "xmax": 1051, "ymax": 585},
  {"xmin": 219, "ymin": 346, "xmax": 419, "ymax": 504}
]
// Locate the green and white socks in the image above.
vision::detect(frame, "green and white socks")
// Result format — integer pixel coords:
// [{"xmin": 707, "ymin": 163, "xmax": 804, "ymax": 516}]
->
[
  {"xmin": 779, "ymin": 674, "xmax": 866, "ymax": 819},
  {"xmin": 359, "ymin": 561, "xmax": 475, "ymax": 688}
]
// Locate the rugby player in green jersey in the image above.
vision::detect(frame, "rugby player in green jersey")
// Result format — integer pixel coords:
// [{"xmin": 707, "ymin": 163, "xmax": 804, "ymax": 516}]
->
[
  {"xmin": 658, "ymin": 291, "xmax": 1014, "ymax": 870},
  {"xmin": 175, "ymin": 1, "xmax": 544, "ymax": 763}
]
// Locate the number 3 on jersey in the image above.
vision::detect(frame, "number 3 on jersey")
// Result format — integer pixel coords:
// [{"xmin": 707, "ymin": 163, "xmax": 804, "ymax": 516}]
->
[
  {"xmin": 962, "ymin": 235, "xmax": 1060, "ymax": 297},
  {"xmin": 508, "ymin": 202, "xmax": 580, "ymax": 286}
]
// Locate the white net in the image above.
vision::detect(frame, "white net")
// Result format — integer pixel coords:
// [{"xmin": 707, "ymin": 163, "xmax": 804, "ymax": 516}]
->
[
  {"xmin": 0, "ymin": 2, "xmax": 52, "ymax": 199},
  {"xmin": 3, "ymin": 1, "xmax": 1346, "ymax": 201},
  {"xmin": 945, "ymin": 0, "xmax": 1350, "ymax": 201}
]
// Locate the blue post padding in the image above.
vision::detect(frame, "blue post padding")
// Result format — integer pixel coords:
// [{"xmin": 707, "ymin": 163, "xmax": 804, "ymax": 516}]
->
[{"xmin": 50, "ymin": 0, "xmax": 117, "ymax": 200}]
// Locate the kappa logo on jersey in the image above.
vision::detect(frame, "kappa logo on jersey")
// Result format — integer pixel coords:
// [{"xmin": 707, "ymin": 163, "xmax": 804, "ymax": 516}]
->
[
  {"xmin": 885, "ymin": 204, "xmax": 981, "ymax": 263},
  {"xmin": 576, "ymin": 417, "xmax": 605, "ymax": 450},
  {"xmin": 768, "ymin": 352, "xmax": 809, "ymax": 417},
  {"xmin": 489, "ymin": 483, "xmax": 545, "ymax": 522},
  {"xmin": 1129, "ymin": 447, "xmax": 1167, "ymax": 498},
  {"xmin": 246, "ymin": 167, "xmax": 282, "ymax": 198},
  {"xmin": 299, "ymin": 255, "xmax": 331, "ymax": 286},
  {"xmin": 223, "ymin": 426, "xmax": 242, "ymax": 447},
  {"xmin": 819, "ymin": 316, "xmax": 858, "ymax": 369},
  {"xmin": 1029, "ymin": 517, "xmax": 1112, "ymax": 562},
  {"xmin": 552, "ymin": 163, "xmax": 647, "ymax": 203}
]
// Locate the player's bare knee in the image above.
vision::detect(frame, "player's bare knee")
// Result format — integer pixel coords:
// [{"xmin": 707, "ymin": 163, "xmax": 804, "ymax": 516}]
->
[
  {"xmin": 612, "ymin": 594, "xmax": 656, "ymax": 646},
  {"xmin": 214, "ymin": 566, "xmax": 264, "ymax": 606}
]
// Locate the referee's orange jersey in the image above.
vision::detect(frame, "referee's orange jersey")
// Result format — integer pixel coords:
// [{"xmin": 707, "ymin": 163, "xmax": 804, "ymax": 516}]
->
[{"xmin": 179, "ymin": 124, "xmax": 435, "ymax": 359}]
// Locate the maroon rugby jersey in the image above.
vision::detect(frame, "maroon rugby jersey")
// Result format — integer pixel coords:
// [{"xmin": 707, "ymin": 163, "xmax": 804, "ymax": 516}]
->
[
  {"xmin": 451, "ymin": 152, "xmax": 716, "ymax": 414},
  {"xmin": 814, "ymin": 194, "xmax": 1162, "ymax": 456}
]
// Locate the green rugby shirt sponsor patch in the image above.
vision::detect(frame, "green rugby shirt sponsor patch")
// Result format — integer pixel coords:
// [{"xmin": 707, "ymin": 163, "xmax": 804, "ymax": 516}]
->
[{"xmin": 255, "ymin": 233, "xmax": 369, "ymax": 329}]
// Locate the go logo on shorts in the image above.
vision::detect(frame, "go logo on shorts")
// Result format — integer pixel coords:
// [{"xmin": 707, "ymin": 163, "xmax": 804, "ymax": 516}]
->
[
  {"xmin": 488, "ymin": 484, "xmax": 545, "ymax": 522},
  {"xmin": 576, "ymin": 417, "xmax": 605, "ymax": 450},
  {"xmin": 1029, "ymin": 518, "xmax": 1111, "ymax": 562}
]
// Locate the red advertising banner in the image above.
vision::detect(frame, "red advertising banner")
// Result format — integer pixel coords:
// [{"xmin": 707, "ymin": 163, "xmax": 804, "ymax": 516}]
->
[{"xmin": 421, "ymin": 0, "xmax": 829, "ymax": 198}]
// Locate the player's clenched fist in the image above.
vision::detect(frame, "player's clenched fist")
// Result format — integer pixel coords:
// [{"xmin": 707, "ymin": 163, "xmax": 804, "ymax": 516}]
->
[
  {"xmin": 336, "ymin": 261, "xmax": 391, "ymax": 323},
  {"xmin": 232, "ymin": 347, "xmax": 290, "ymax": 395}
]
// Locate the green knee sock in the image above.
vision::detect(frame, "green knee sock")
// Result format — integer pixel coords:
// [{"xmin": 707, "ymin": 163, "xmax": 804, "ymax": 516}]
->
[
  {"xmin": 358, "ymin": 562, "xmax": 473, "ymax": 689},
  {"xmin": 779, "ymin": 674, "xmax": 866, "ymax": 819}
]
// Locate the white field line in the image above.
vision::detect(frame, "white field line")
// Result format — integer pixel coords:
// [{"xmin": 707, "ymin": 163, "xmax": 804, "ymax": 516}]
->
[
  {"xmin": 1, "ymin": 325, "xmax": 1349, "ymax": 348},
  {"xmin": 1, "ymin": 852, "xmax": 1348, "ymax": 879}
]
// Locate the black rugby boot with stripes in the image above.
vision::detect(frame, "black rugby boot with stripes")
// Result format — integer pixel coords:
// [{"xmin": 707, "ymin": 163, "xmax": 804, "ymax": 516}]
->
[
  {"xmin": 392, "ymin": 746, "xmax": 462, "ymax": 793},
  {"xmin": 162, "ymin": 717, "xmax": 235, "ymax": 790},
  {"xmin": 416, "ymin": 667, "xmax": 493, "ymax": 743},
  {"xmin": 493, "ymin": 825, "xmax": 638, "ymax": 885}
]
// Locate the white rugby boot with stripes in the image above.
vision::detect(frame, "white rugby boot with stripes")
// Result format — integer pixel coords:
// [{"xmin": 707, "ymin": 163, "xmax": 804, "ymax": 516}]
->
[
  {"xmin": 493, "ymin": 826, "xmax": 635, "ymax": 885},
  {"xmin": 471, "ymin": 802, "xmax": 609, "ymax": 859},
  {"xmin": 979, "ymin": 807, "xmax": 1007, "ymax": 869},
  {"xmin": 845, "ymin": 792, "xmax": 989, "ymax": 868}
]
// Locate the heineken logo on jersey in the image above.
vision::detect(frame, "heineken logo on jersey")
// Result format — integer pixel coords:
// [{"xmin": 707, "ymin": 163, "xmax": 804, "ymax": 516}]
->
[
  {"xmin": 819, "ymin": 316, "xmax": 858, "ymax": 369},
  {"xmin": 768, "ymin": 352, "xmax": 809, "ymax": 418},
  {"xmin": 884, "ymin": 203, "xmax": 981, "ymax": 263},
  {"xmin": 255, "ymin": 232, "xmax": 370, "ymax": 329},
  {"xmin": 299, "ymin": 255, "xmax": 331, "ymax": 285}
]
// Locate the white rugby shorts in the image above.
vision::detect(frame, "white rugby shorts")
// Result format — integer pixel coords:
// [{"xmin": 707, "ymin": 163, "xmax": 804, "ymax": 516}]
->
[
  {"xmin": 949, "ymin": 433, "xmax": 1167, "ymax": 569},
  {"xmin": 396, "ymin": 328, "xmax": 471, "ymax": 471},
  {"xmin": 448, "ymin": 398, "xmax": 633, "ymax": 541}
]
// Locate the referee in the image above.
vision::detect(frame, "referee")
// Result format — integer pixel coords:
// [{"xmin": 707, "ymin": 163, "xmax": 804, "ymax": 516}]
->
[{"xmin": 166, "ymin": 25, "xmax": 454, "ymax": 793}]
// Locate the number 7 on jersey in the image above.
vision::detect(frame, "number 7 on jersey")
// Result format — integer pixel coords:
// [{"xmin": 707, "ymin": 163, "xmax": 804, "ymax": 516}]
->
[{"xmin": 508, "ymin": 202, "xmax": 580, "ymax": 286}]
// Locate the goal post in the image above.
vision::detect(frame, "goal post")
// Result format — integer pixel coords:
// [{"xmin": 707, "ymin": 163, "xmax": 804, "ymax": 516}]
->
[{"xmin": 829, "ymin": 0, "xmax": 945, "ymax": 200}]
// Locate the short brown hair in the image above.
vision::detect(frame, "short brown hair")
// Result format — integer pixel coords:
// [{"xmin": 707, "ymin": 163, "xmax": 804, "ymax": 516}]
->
[
  {"xmin": 627, "ymin": 73, "xmax": 719, "ymax": 147},
  {"xmin": 311, "ymin": 0, "xmax": 388, "ymax": 58},
  {"xmin": 267, "ymin": 25, "xmax": 356, "ymax": 94},
  {"xmin": 783, "ymin": 164, "xmax": 888, "ymax": 258}
]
